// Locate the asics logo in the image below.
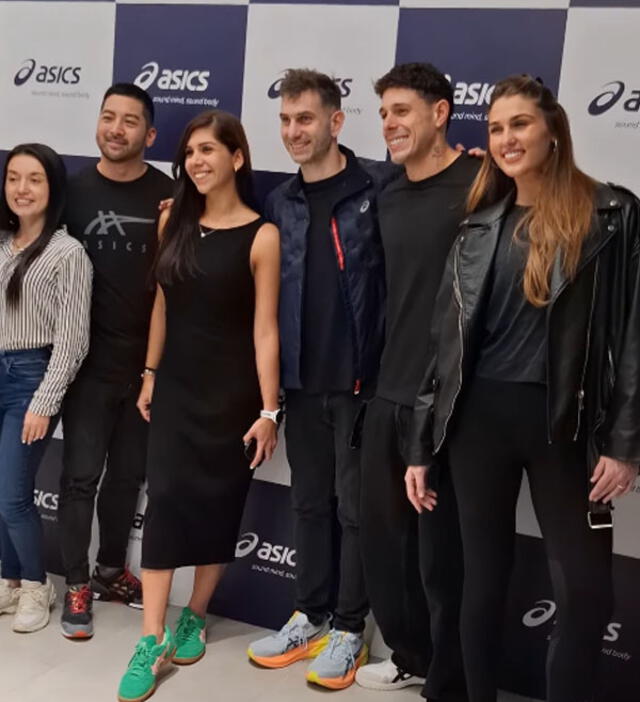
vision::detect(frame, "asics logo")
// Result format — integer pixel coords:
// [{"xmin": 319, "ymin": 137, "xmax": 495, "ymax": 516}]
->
[
  {"xmin": 14, "ymin": 58, "xmax": 81, "ymax": 87},
  {"xmin": 268, "ymin": 76, "xmax": 352, "ymax": 99},
  {"xmin": 588, "ymin": 80, "xmax": 640, "ymax": 116},
  {"xmin": 33, "ymin": 490, "xmax": 58, "ymax": 511},
  {"xmin": 588, "ymin": 81, "xmax": 626, "ymax": 116},
  {"xmin": 235, "ymin": 531, "xmax": 296, "ymax": 566},
  {"xmin": 135, "ymin": 61, "xmax": 210, "ymax": 92},
  {"xmin": 235, "ymin": 532, "xmax": 260, "ymax": 558},
  {"xmin": 84, "ymin": 211, "xmax": 155, "ymax": 237},
  {"xmin": 14, "ymin": 59, "xmax": 36, "ymax": 86},
  {"xmin": 522, "ymin": 599, "xmax": 556, "ymax": 627},
  {"xmin": 523, "ymin": 598, "xmax": 622, "ymax": 643}
]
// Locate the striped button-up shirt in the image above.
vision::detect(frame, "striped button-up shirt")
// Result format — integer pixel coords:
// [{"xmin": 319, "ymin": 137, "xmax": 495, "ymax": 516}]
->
[{"xmin": 0, "ymin": 228, "xmax": 92, "ymax": 416}]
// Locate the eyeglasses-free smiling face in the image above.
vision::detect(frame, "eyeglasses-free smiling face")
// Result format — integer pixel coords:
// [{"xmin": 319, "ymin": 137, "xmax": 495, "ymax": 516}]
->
[
  {"xmin": 4, "ymin": 154, "xmax": 49, "ymax": 222},
  {"xmin": 184, "ymin": 126, "xmax": 243, "ymax": 195},
  {"xmin": 96, "ymin": 94, "xmax": 155, "ymax": 164},
  {"xmin": 378, "ymin": 86, "xmax": 446, "ymax": 168},
  {"xmin": 279, "ymin": 90, "xmax": 342, "ymax": 167},
  {"xmin": 488, "ymin": 94, "xmax": 554, "ymax": 182}
]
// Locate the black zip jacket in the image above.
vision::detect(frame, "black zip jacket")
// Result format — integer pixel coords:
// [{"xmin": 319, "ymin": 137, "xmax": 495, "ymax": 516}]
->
[{"xmin": 408, "ymin": 182, "xmax": 640, "ymax": 513}]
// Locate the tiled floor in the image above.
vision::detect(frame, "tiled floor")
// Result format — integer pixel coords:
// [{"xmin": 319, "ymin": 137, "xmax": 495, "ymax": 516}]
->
[{"xmin": 2, "ymin": 575, "xmax": 537, "ymax": 702}]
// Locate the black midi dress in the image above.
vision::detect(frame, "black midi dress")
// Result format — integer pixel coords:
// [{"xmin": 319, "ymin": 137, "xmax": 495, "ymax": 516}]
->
[{"xmin": 141, "ymin": 218, "xmax": 263, "ymax": 568}]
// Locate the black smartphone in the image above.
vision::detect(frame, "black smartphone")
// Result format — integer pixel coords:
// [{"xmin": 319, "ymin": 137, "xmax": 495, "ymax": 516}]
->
[{"xmin": 243, "ymin": 438, "xmax": 263, "ymax": 469}]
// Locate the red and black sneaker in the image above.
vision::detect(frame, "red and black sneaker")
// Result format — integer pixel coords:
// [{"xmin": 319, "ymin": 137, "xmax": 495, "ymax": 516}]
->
[
  {"xmin": 90, "ymin": 567, "xmax": 143, "ymax": 609},
  {"xmin": 61, "ymin": 585, "xmax": 94, "ymax": 639}
]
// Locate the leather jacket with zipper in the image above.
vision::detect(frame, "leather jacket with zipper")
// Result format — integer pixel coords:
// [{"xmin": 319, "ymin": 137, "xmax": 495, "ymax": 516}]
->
[{"xmin": 408, "ymin": 182, "xmax": 640, "ymax": 515}]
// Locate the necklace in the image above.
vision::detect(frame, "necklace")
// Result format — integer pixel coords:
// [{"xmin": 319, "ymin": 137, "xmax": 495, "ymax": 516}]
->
[
  {"xmin": 199, "ymin": 224, "xmax": 217, "ymax": 239},
  {"xmin": 10, "ymin": 240, "xmax": 28, "ymax": 254}
]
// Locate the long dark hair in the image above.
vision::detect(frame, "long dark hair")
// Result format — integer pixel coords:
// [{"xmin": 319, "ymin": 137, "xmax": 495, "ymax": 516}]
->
[
  {"xmin": 155, "ymin": 110, "xmax": 256, "ymax": 285},
  {"xmin": 467, "ymin": 75, "xmax": 595, "ymax": 307},
  {"xmin": 0, "ymin": 143, "xmax": 67, "ymax": 305}
]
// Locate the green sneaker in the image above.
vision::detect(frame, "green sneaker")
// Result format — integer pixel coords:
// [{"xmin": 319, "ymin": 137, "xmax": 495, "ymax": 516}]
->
[
  {"xmin": 117, "ymin": 627, "xmax": 176, "ymax": 702},
  {"xmin": 173, "ymin": 607, "xmax": 206, "ymax": 665}
]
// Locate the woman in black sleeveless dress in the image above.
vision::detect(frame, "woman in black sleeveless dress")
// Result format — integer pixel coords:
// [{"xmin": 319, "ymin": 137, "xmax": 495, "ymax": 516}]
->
[{"xmin": 117, "ymin": 111, "xmax": 280, "ymax": 702}]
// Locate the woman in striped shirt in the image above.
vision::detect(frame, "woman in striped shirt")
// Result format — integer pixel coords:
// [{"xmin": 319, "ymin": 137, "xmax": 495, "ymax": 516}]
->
[{"xmin": 0, "ymin": 143, "xmax": 92, "ymax": 633}]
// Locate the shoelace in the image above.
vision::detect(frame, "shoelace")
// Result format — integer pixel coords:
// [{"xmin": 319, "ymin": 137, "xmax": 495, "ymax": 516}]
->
[
  {"xmin": 127, "ymin": 640, "xmax": 155, "ymax": 678},
  {"xmin": 176, "ymin": 612, "xmax": 199, "ymax": 644},
  {"xmin": 391, "ymin": 666, "xmax": 412, "ymax": 684},
  {"xmin": 324, "ymin": 631, "xmax": 356, "ymax": 675},
  {"xmin": 113, "ymin": 568, "xmax": 142, "ymax": 599},
  {"xmin": 18, "ymin": 586, "xmax": 49, "ymax": 613},
  {"xmin": 67, "ymin": 587, "xmax": 91, "ymax": 615},
  {"xmin": 1, "ymin": 585, "xmax": 19, "ymax": 602},
  {"xmin": 280, "ymin": 619, "xmax": 309, "ymax": 651}
]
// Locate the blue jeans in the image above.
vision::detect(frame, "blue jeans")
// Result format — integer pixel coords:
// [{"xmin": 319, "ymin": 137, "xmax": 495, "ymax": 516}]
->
[{"xmin": 0, "ymin": 348, "xmax": 53, "ymax": 582}]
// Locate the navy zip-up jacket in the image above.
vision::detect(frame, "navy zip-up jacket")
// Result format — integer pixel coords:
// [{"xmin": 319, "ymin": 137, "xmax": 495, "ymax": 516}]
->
[{"xmin": 265, "ymin": 145, "xmax": 399, "ymax": 391}]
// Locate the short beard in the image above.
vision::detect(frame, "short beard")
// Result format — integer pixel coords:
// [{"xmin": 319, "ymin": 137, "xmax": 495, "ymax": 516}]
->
[
  {"xmin": 300, "ymin": 134, "xmax": 333, "ymax": 167},
  {"xmin": 98, "ymin": 139, "xmax": 145, "ymax": 165}
]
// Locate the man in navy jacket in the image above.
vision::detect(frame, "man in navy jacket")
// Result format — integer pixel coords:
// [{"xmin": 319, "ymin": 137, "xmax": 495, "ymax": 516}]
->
[{"xmin": 247, "ymin": 68, "xmax": 397, "ymax": 691}]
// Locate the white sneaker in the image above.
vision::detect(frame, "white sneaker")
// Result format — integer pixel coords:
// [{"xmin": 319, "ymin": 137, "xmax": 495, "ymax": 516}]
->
[
  {"xmin": 0, "ymin": 579, "xmax": 21, "ymax": 614},
  {"xmin": 355, "ymin": 657, "xmax": 426, "ymax": 691},
  {"xmin": 12, "ymin": 579, "xmax": 56, "ymax": 633}
]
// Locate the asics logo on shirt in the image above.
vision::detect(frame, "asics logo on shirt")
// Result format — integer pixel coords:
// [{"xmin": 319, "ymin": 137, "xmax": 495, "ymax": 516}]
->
[{"xmin": 84, "ymin": 211, "xmax": 155, "ymax": 237}]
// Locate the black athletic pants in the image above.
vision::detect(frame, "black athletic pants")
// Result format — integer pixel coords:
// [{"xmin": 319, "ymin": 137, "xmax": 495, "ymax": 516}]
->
[
  {"xmin": 448, "ymin": 378, "xmax": 613, "ymax": 702},
  {"xmin": 361, "ymin": 396, "xmax": 467, "ymax": 701},
  {"xmin": 58, "ymin": 372, "xmax": 147, "ymax": 585},
  {"xmin": 284, "ymin": 390, "xmax": 368, "ymax": 633}
]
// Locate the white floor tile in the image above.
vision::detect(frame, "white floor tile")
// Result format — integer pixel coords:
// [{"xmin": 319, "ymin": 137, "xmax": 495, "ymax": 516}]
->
[{"xmin": 0, "ymin": 577, "xmax": 537, "ymax": 702}]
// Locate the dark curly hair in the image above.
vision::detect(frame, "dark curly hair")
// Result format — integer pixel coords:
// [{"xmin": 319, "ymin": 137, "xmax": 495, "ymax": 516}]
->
[{"xmin": 375, "ymin": 62, "xmax": 454, "ymax": 129}]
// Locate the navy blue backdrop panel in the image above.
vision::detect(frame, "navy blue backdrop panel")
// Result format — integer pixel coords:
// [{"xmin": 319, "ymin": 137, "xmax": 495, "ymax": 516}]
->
[
  {"xmin": 502, "ymin": 536, "xmax": 640, "ymax": 702},
  {"xmin": 209, "ymin": 480, "xmax": 297, "ymax": 629},
  {"xmin": 35, "ymin": 439, "xmax": 65, "ymax": 579},
  {"xmin": 112, "ymin": 4, "xmax": 248, "ymax": 163},
  {"xmin": 396, "ymin": 8, "xmax": 567, "ymax": 149}
]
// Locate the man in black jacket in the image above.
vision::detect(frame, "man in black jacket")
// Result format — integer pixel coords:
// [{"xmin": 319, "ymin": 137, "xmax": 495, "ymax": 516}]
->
[
  {"xmin": 247, "ymin": 68, "xmax": 396, "ymax": 691},
  {"xmin": 356, "ymin": 63, "xmax": 477, "ymax": 701}
]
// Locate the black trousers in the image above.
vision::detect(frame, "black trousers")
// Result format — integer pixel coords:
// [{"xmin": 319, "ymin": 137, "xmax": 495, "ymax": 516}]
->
[
  {"xmin": 284, "ymin": 390, "xmax": 368, "ymax": 633},
  {"xmin": 448, "ymin": 378, "xmax": 613, "ymax": 702},
  {"xmin": 361, "ymin": 396, "xmax": 466, "ymax": 701},
  {"xmin": 58, "ymin": 372, "xmax": 147, "ymax": 585}
]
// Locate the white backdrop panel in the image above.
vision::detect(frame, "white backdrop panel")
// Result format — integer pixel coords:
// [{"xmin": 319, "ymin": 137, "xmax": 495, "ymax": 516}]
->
[
  {"xmin": 0, "ymin": 2, "xmax": 116, "ymax": 156},
  {"xmin": 241, "ymin": 3, "xmax": 399, "ymax": 173},
  {"xmin": 559, "ymin": 8, "xmax": 640, "ymax": 196}
]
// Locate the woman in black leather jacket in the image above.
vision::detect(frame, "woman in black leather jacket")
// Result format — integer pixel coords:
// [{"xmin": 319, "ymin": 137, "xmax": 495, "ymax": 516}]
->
[{"xmin": 406, "ymin": 75, "xmax": 640, "ymax": 702}]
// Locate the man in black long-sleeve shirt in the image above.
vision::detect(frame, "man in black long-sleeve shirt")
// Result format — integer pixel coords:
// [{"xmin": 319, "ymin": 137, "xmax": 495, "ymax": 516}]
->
[{"xmin": 356, "ymin": 63, "xmax": 478, "ymax": 701}]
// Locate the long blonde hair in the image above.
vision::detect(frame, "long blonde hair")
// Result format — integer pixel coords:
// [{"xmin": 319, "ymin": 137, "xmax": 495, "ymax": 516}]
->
[{"xmin": 467, "ymin": 75, "xmax": 596, "ymax": 307}]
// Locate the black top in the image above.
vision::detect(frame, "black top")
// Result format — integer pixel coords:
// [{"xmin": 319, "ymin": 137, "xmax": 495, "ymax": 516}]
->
[
  {"xmin": 475, "ymin": 205, "xmax": 547, "ymax": 384},
  {"xmin": 142, "ymin": 218, "xmax": 263, "ymax": 569},
  {"xmin": 376, "ymin": 153, "xmax": 480, "ymax": 407},
  {"xmin": 299, "ymin": 165, "xmax": 354, "ymax": 393},
  {"xmin": 65, "ymin": 164, "xmax": 174, "ymax": 382}
]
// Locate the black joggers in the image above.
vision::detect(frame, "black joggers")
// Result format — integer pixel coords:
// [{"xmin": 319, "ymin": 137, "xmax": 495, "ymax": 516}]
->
[
  {"xmin": 361, "ymin": 396, "xmax": 467, "ymax": 701},
  {"xmin": 58, "ymin": 372, "xmax": 147, "ymax": 585},
  {"xmin": 284, "ymin": 390, "xmax": 368, "ymax": 633},
  {"xmin": 448, "ymin": 377, "xmax": 613, "ymax": 702}
]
